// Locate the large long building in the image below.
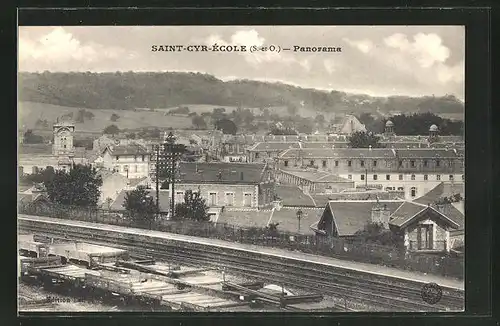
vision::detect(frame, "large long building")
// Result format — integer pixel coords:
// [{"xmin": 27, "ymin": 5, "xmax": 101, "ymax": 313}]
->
[{"xmin": 276, "ymin": 147, "xmax": 464, "ymax": 200}]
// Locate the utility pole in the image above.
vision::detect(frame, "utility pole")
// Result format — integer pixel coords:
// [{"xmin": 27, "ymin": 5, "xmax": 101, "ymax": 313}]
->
[
  {"xmin": 164, "ymin": 132, "xmax": 185, "ymax": 220},
  {"xmin": 155, "ymin": 144, "xmax": 160, "ymax": 219},
  {"xmin": 170, "ymin": 149, "xmax": 175, "ymax": 219}
]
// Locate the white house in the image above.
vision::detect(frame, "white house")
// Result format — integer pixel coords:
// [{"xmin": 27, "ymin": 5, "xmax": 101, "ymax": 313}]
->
[{"xmin": 102, "ymin": 144, "xmax": 150, "ymax": 179}]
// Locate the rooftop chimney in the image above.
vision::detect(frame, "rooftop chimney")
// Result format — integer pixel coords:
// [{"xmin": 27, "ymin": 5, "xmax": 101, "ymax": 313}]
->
[{"xmin": 371, "ymin": 202, "xmax": 391, "ymax": 229}]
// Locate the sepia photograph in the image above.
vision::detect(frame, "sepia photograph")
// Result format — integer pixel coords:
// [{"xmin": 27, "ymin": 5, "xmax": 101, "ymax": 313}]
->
[{"xmin": 17, "ymin": 25, "xmax": 465, "ymax": 313}]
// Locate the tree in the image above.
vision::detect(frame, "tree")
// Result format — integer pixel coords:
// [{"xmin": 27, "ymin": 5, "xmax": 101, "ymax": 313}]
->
[
  {"xmin": 110, "ymin": 113, "xmax": 120, "ymax": 122},
  {"xmin": 266, "ymin": 222, "xmax": 280, "ymax": 240},
  {"xmin": 122, "ymin": 186, "xmax": 156, "ymax": 223},
  {"xmin": 314, "ymin": 114, "xmax": 325, "ymax": 127},
  {"xmin": 269, "ymin": 126, "xmax": 297, "ymax": 135},
  {"xmin": 76, "ymin": 109, "xmax": 95, "ymax": 123},
  {"xmin": 354, "ymin": 222, "xmax": 401, "ymax": 246},
  {"xmin": 103, "ymin": 124, "xmax": 120, "ymax": 135},
  {"xmin": 123, "ymin": 186, "xmax": 155, "ymax": 217},
  {"xmin": 23, "ymin": 129, "xmax": 45, "ymax": 144},
  {"xmin": 358, "ymin": 113, "xmax": 384, "ymax": 134},
  {"xmin": 348, "ymin": 131, "xmax": 384, "ymax": 148},
  {"xmin": 214, "ymin": 118, "xmax": 237, "ymax": 135},
  {"xmin": 44, "ymin": 164, "xmax": 103, "ymax": 207},
  {"xmin": 192, "ymin": 115, "xmax": 207, "ymax": 129},
  {"xmin": 174, "ymin": 190, "xmax": 210, "ymax": 221},
  {"xmin": 19, "ymin": 166, "xmax": 55, "ymax": 186},
  {"xmin": 74, "ymin": 138, "xmax": 94, "ymax": 150}
]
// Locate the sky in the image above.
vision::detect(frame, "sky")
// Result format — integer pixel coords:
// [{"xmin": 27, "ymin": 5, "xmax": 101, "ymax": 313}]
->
[{"xmin": 18, "ymin": 26, "xmax": 465, "ymax": 100}]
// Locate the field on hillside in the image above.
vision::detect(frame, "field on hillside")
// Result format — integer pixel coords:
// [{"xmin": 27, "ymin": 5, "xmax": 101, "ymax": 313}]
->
[
  {"xmin": 160, "ymin": 104, "xmax": 336, "ymax": 120},
  {"xmin": 18, "ymin": 102, "xmax": 193, "ymax": 133}
]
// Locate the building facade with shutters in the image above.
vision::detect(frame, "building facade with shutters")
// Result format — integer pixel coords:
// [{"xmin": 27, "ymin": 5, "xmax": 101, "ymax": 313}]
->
[
  {"xmin": 277, "ymin": 148, "xmax": 464, "ymax": 200},
  {"xmin": 170, "ymin": 162, "xmax": 275, "ymax": 210},
  {"xmin": 102, "ymin": 144, "xmax": 150, "ymax": 179}
]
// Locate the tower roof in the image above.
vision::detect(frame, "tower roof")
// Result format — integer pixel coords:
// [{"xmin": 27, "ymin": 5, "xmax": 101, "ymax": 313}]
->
[
  {"xmin": 385, "ymin": 120, "xmax": 394, "ymax": 127},
  {"xmin": 429, "ymin": 124, "xmax": 439, "ymax": 132}
]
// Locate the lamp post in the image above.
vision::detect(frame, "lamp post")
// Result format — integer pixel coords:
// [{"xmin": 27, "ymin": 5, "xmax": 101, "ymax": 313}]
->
[{"xmin": 296, "ymin": 209, "xmax": 303, "ymax": 233}]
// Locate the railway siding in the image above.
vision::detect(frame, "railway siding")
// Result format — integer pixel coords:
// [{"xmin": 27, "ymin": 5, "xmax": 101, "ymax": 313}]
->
[{"xmin": 18, "ymin": 215, "xmax": 464, "ymax": 312}]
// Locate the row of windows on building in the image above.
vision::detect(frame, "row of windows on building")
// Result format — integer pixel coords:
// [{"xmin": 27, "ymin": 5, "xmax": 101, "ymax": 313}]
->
[
  {"xmin": 176, "ymin": 191, "xmax": 253, "ymax": 207},
  {"xmin": 347, "ymin": 174, "xmax": 465, "ymax": 181},
  {"xmin": 115, "ymin": 155, "xmax": 147, "ymax": 161},
  {"xmin": 114, "ymin": 164, "xmax": 147, "ymax": 173},
  {"xmin": 380, "ymin": 186, "xmax": 421, "ymax": 198},
  {"xmin": 284, "ymin": 159, "xmax": 461, "ymax": 168}
]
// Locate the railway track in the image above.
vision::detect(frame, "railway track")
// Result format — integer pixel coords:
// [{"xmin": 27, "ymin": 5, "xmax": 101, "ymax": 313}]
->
[{"xmin": 19, "ymin": 220, "xmax": 464, "ymax": 312}]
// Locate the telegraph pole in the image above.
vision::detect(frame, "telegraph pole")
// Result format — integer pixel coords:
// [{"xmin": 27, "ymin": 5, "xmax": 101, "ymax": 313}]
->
[
  {"xmin": 170, "ymin": 149, "xmax": 176, "ymax": 219},
  {"xmin": 155, "ymin": 144, "xmax": 160, "ymax": 218},
  {"xmin": 164, "ymin": 132, "xmax": 185, "ymax": 220}
]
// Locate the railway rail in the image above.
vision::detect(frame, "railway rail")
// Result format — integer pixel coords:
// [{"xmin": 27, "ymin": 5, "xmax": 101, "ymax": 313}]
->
[{"xmin": 19, "ymin": 217, "xmax": 464, "ymax": 312}]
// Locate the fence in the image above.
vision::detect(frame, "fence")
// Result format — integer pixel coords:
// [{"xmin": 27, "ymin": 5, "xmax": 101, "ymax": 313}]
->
[{"xmin": 18, "ymin": 202, "xmax": 464, "ymax": 279}]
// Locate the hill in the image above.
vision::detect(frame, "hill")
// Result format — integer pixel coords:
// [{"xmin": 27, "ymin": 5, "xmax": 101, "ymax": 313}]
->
[
  {"xmin": 18, "ymin": 101, "xmax": 192, "ymax": 133},
  {"xmin": 18, "ymin": 72, "xmax": 464, "ymax": 118}
]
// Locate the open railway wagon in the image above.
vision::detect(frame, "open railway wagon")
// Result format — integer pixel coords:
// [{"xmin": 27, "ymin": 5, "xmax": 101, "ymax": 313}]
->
[
  {"xmin": 18, "ymin": 234, "xmax": 50, "ymax": 258},
  {"xmin": 47, "ymin": 242, "xmax": 129, "ymax": 268}
]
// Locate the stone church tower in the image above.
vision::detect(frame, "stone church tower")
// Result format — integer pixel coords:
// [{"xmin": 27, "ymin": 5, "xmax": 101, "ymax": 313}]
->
[{"xmin": 52, "ymin": 120, "xmax": 75, "ymax": 156}]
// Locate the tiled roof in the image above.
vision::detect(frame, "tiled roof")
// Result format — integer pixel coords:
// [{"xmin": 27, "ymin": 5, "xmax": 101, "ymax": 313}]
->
[
  {"xmin": 395, "ymin": 149, "xmax": 459, "ymax": 158},
  {"xmin": 248, "ymin": 142, "xmax": 300, "ymax": 151},
  {"xmin": 301, "ymin": 142, "xmax": 347, "ymax": 149},
  {"xmin": 270, "ymin": 207, "xmax": 323, "ymax": 235},
  {"xmin": 281, "ymin": 169, "xmax": 353, "ymax": 183},
  {"xmin": 105, "ymin": 144, "xmax": 149, "ymax": 156},
  {"xmin": 436, "ymin": 204, "xmax": 464, "ymax": 230},
  {"xmin": 387, "ymin": 202, "xmax": 427, "ymax": 228},
  {"xmin": 178, "ymin": 162, "xmax": 268, "ymax": 184},
  {"xmin": 310, "ymin": 195, "xmax": 333, "ymax": 207},
  {"xmin": 280, "ymin": 148, "xmax": 396, "ymax": 159},
  {"xmin": 388, "ymin": 202, "xmax": 461, "ymax": 229},
  {"xmin": 413, "ymin": 183, "xmax": 446, "ymax": 205},
  {"xmin": 216, "ymin": 208, "xmax": 272, "ymax": 228},
  {"xmin": 275, "ymin": 185, "xmax": 315, "ymax": 207},
  {"xmin": 325, "ymin": 200, "xmax": 405, "ymax": 236},
  {"xmin": 110, "ymin": 189, "xmax": 170, "ymax": 212},
  {"xmin": 311, "ymin": 191, "xmax": 403, "ymax": 205}
]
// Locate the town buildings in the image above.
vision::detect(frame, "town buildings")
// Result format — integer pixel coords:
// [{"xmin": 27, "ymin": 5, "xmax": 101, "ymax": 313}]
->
[
  {"xmin": 173, "ymin": 162, "xmax": 275, "ymax": 210},
  {"xmin": 311, "ymin": 195, "xmax": 464, "ymax": 252},
  {"xmin": 275, "ymin": 169, "xmax": 354, "ymax": 194},
  {"xmin": 277, "ymin": 147, "xmax": 464, "ymax": 200},
  {"xmin": 101, "ymin": 144, "xmax": 151, "ymax": 179},
  {"xmin": 18, "ymin": 121, "xmax": 90, "ymax": 175}
]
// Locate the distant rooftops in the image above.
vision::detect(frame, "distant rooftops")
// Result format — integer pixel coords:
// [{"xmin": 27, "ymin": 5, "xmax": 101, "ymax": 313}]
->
[
  {"xmin": 178, "ymin": 162, "xmax": 269, "ymax": 184},
  {"xmin": 279, "ymin": 148, "xmax": 462, "ymax": 159},
  {"xmin": 103, "ymin": 144, "xmax": 149, "ymax": 156},
  {"xmin": 280, "ymin": 169, "xmax": 353, "ymax": 183}
]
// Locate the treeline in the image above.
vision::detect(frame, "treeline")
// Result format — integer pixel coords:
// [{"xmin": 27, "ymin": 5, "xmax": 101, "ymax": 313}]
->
[
  {"xmin": 358, "ymin": 112, "xmax": 464, "ymax": 136},
  {"xmin": 19, "ymin": 72, "xmax": 464, "ymax": 115}
]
